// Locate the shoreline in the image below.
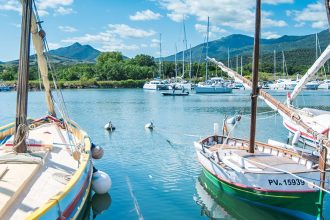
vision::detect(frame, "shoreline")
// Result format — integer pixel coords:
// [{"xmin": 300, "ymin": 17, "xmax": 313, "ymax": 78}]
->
[{"xmin": 4, "ymin": 79, "xmax": 146, "ymax": 89}]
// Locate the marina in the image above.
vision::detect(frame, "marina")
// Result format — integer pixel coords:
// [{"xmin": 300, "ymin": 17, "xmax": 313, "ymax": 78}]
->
[
  {"xmin": 1, "ymin": 88, "xmax": 330, "ymax": 219},
  {"xmin": 1, "ymin": 0, "xmax": 330, "ymax": 219}
]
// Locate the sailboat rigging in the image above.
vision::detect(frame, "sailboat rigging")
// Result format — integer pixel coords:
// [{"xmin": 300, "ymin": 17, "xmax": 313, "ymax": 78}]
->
[
  {"xmin": 0, "ymin": 1, "xmax": 110, "ymax": 218},
  {"xmin": 195, "ymin": 0, "xmax": 329, "ymax": 218}
]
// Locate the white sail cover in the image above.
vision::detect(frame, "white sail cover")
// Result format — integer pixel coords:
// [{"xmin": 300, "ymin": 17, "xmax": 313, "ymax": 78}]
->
[
  {"xmin": 290, "ymin": 44, "xmax": 330, "ymax": 102},
  {"xmin": 31, "ymin": 12, "xmax": 56, "ymax": 116}
]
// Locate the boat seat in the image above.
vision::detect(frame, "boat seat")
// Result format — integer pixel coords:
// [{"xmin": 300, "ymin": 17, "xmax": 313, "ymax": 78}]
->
[{"xmin": 0, "ymin": 159, "xmax": 42, "ymax": 217}]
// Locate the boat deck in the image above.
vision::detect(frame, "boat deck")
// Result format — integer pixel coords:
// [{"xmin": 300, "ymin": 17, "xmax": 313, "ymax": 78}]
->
[
  {"xmin": 0, "ymin": 123, "xmax": 79, "ymax": 219},
  {"xmin": 226, "ymin": 150, "xmax": 313, "ymax": 173}
]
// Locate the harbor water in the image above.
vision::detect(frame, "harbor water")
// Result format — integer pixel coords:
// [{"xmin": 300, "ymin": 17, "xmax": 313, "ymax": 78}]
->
[{"xmin": 0, "ymin": 89, "xmax": 329, "ymax": 219}]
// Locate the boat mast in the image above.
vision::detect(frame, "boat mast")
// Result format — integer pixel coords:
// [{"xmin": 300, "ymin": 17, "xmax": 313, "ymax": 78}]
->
[
  {"xmin": 240, "ymin": 56, "xmax": 243, "ymax": 76},
  {"xmin": 182, "ymin": 16, "xmax": 188, "ymax": 79},
  {"xmin": 14, "ymin": 0, "xmax": 33, "ymax": 153},
  {"xmin": 206, "ymin": 16, "xmax": 210, "ymax": 81},
  {"xmin": 189, "ymin": 44, "xmax": 192, "ymax": 79},
  {"xmin": 273, "ymin": 50, "xmax": 276, "ymax": 80},
  {"xmin": 227, "ymin": 48, "xmax": 230, "ymax": 68},
  {"xmin": 236, "ymin": 55, "xmax": 238, "ymax": 73},
  {"xmin": 175, "ymin": 44, "xmax": 178, "ymax": 79},
  {"xmin": 159, "ymin": 33, "xmax": 162, "ymax": 79},
  {"xmin": 249, "ymin": 0, "xmax": 261, "ymax": 154}
]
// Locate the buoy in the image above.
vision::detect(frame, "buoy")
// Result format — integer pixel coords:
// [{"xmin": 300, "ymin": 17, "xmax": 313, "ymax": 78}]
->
[
  {"xmin": 226, "ymin": 116, "xmax": 236, "ymax": 125},
  {"xmin": 104, "ymin": 121, "xmax": 115, "ymax": 131},
  {"xmin": 145, "ymin": 121, "xmax": 154, "ymax": 129},
  {"xmin": 91, "ymin": 193, "xmax": 111, "ymax": 219},
  {"xmin": 292, "ymin": 131, "xmax": 301, "ymax": 145},
  {"xmin": 91, "ymin": 145, "xmax": 104, "ymax": 160},
  {"xmin": 92, "ymin": 168, "xmax": 112, "ymax": 194}
]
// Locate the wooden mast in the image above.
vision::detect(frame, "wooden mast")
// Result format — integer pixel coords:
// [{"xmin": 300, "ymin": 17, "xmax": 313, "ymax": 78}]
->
[
  {"xmin": 14, "ymin": 0, "xmax": 33, "ymax": 153},
  {"xmin": 249, "ymin": 0, "xmax": 261, "ymax": 153}
]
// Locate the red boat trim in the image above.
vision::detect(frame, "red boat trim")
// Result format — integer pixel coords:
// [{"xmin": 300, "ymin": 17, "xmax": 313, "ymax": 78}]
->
[
  {"xmin": 283, "ymin": 122, "xmax": 315, "ymax": 141},
  {"xmin": 198, "ymin": 156, "xmax": 317, "ymax": 194},
  {"xmin": 57, "ymin": 162, "xmax": 92, "ymax": 220}
]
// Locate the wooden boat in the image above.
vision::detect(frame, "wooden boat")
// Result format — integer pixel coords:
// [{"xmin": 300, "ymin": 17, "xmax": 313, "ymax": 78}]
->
[
  {"xmin": 0, "ymin": 1, "xmax": 94, "ymax": 219},
  {"xmin": 194, "ymin": 135, "xmax": 328, "ymax": 219},
  {"xmin": 196, "ymin": 1, "xmax": 329, "ymax": 219}
]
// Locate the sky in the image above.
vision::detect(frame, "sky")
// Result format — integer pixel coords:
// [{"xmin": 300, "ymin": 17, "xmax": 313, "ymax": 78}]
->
[{"xmin": 0, "ymin": 0, "xmax": 328, "ymax": 61}]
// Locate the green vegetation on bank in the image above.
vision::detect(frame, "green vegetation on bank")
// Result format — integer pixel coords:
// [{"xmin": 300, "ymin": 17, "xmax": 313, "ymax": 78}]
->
[{"xmin": 1, "ymin": 51, "xmax": 328, "ymax": 88}]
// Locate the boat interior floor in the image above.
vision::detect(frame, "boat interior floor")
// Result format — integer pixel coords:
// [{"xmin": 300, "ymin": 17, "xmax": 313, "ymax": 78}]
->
[{"xmin": 0, "ymin": 123, "xmax": 79, "ymax": 219}]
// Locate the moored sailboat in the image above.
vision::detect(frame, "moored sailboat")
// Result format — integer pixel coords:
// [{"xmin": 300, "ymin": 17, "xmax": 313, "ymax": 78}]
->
[
  {"xmin": 195, "ymin": 1, "xmax": 329, "ymax": 219},
  {"xmin": 0, "ymin": 1, "xmax": 108, "ymax": 219}
]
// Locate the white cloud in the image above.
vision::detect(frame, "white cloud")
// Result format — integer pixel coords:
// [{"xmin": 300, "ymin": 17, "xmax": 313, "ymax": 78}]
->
[
  {"xmin": 58, "ymin": 25, "xmax": 77, "ymax": 32},
  {"xmin": 159, "ymin": 0, "xmax": 288, "ymax": 32},
  {"xmin": 150, "ymin": 38, "xmax": 160, "ymax": 48},
  {"xmin": 0, "ymin": 0, "xmax": 20, "ymax": 12},
  {"xmin": 130, "ymin": 9, "xmax": 162, "ymax": 21},
  {"xmin": 262, "ymin": 31, "xmax": 281, "ymax": 39},
  {"xmin": 0, "ymin": 0, "xmax": 75, "ymax": 16},
  {"xmin": 48, "ymin": 42, "xmax": 61, "ymax": 49},
  {"xmin": 107, "ymin": 24, "xmax": 156, "ymax": 38},
  {"xmin": 62, "ymin": 24, "xmax": 157, "ymax": 52},
  {"xmin": 195, "ymin": 23, "xmax": 227, "ymax": 39},
  {"xmin": 55, "ymin": 6, "xmax": 74, "ymax": 15},
  {"xmin": 289, "ymin": 1, "xmax": 328, "ymax": 29}
]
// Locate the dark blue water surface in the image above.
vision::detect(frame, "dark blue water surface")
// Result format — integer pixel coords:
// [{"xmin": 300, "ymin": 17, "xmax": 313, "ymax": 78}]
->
[{"xmin": 0, "ymin": 89, "xmax": 329, "ymax": 219}]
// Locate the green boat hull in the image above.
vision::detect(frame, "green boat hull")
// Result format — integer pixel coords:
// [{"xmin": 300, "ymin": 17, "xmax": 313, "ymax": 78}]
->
[{"xmin": 200, "ymin": 168, "xmax": 323, "ymax": 219}]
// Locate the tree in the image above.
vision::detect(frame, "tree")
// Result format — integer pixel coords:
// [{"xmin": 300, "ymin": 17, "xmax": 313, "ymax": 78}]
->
[{"xmin": 130, "ymin": 54, "xmax": 155, "ymax": 67}]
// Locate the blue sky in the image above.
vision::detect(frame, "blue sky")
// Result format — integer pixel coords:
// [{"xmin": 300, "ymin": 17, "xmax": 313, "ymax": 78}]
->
[{"xmin": 0, "ymin": 0, "xmax": 328, "ymax": 61}]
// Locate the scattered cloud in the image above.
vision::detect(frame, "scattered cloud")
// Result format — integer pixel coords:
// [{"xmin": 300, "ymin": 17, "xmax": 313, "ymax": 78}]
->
[
  {"xmin": 195, "ymin": 23, "xmax": 227, "ymax": 39},
  {"xmin": 262, "ymin": 31, "xmax": 281, "ymax": 39},
  {"xmin": 158, "ymin": 0, "xmax": 289, "ymax": 32},
  {"xmin": 55, "ymin": 6, "xmax": 74, "ymax": 15},
  {"xmin": 58, "ymin": 25, "xmax": 77, "ymax": 32},
  {"xmin": 62, "ymin": 24, "xmax": 156, "ymax": 52},
  {"xmin": 107, "ymin": 24, "xmax": 156, "ymax": 38},
  {"xmin": 130, "ymin": 9, "xmax": 161, "ymax": 21},
  {"xmin": 150, "ymin": 38, "xmax": 160, "ymax": 48},
  {"xmin": 47, "ymin": 42, "xmax": 61, "ymax": 49},
  {"xmin": 0, "ymin": 0, "xmax": 75, "ymax": 16},
  {"xmin": 0, "ymin": 0, "xmax": 20, "ymax": 13},
  {"xmin": 289, "ymin": 1, "xmax": 328, "ymax": 29}
]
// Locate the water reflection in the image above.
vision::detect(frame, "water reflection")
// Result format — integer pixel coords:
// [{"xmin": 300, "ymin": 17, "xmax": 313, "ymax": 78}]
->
[
  {"xmin": 80, "ymin": 193, "xmax": 112, "ymax": 219},
  {"xmin": 195, "ymin": 172, "xmax": 299, "ymax": 220}
]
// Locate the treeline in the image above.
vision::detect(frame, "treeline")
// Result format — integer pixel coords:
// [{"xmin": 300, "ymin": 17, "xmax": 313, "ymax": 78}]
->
[{"xmin": 1, "ymin": 51, "xmax": 327, "ymax": 83}]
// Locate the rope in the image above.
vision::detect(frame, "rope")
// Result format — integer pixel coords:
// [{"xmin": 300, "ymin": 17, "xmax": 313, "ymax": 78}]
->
[{"xmin": 13, "ymin": 124, "xmax": 29, "ymax": 152}]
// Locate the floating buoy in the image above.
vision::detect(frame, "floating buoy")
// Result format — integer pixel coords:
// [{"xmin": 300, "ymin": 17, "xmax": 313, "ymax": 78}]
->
[
  {"xmin": 104, "ymin": 121, "xmax": 116, "ymax": 131},
  {"xmin": 292, "ymin": 131, "xmax": 301, "ymax": 145},
  {"xmin": 145, "ymin": 121, "xmax": 154, "ymax": 130},
  {"xmin": 92, "ymin": 168, "xmax": 112, "ymax": 194},
  {"xmin": 91, "ymin": 143, "xmax": 104, "ymax": 160},
  {"xmin": 91, "ymin": 192, "xmax": 111, "ymax": 219}
]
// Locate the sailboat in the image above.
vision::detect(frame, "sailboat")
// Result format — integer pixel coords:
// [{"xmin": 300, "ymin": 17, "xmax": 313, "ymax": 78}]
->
[
  {"xmin": 195, "ymin": 1, "xmax": 329, "ymax": 219},
  {"xmin": 0, "ymin": 1, "xmax": 108, "ymax": 218},
  {"xmin": 195, "ymin": 17, "xmax": 232, "ymax": 94}
]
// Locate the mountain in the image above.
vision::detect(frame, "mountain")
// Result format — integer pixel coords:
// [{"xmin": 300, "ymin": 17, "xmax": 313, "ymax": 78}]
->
[
  {"xmin": 164, "ymin": 29, "xmax": 330, "ymax": 70},
  {"xmin": 48, "ymin": 42, "xmax": 101, "ymax": 61}
]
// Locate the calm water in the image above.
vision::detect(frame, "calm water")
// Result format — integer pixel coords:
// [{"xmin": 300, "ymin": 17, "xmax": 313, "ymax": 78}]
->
[{"xmin": 1, "ymin": 89, "xmax": 329, "ymax": 219}]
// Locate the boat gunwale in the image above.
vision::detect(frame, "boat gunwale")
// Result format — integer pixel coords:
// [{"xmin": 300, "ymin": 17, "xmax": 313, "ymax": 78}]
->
[
  {"xmin": 0, "ymin": 117, "xmax": 92, "ymax": 220},
  {"xmin": 196, "ymin": 135, "xmax": 329, "ymax": 174}
]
